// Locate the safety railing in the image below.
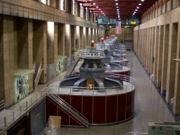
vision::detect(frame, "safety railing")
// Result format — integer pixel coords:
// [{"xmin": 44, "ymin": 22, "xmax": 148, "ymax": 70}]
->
[
  {"xmin": 53, "ymin": 74, "xmax": 135, "ymax": 97},
  {"xmin": 0, "ymin": 89, "xmax": 47, "ymax": 134},
  {"xmin": 71, "ymin": 85, "xmax": 122, "ymax": 91},
  {"xmin": 78, "ymin": 49, "xmax": 105, "ymax": 58},
  {"xmin": 125, "ymin": 132, "xmax": 148, "ymax": 135},
  {"xmin": 48, "ymin": 94, "xmax": 89, "ymax": 127},
  {"xmin": 105, "ymin": 73, "xmax": 135, "ymax": 85}
]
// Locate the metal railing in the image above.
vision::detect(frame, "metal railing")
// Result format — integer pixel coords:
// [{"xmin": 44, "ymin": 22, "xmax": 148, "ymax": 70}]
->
[
  {"xmin": 47, "ymin": 73, "xmax": 135, "ymax": 126},
  {"xmin": 48, "ymin": 94, "xmax": 89, "ymax": 127},
  {"xmin": 105, "ymin": 74, "xmax": 134, "ymax": 85},
  {"xmin": 78, "ymin": 49, "xmax": 105, "ymax": 58},
  {"xmin": 110, "ymin": 61, "xmax": 133, "ymax": 70},
  {"xmin": 0, "ymin": 89, "xmax": 47, "ymax": 134},
  {"xmin": 125, "ymin": 132, "xmax": 148, "ymax": 135},
  {"xmin": 54, "ymin": 74, "xmax": 135, "ymax": 97}
]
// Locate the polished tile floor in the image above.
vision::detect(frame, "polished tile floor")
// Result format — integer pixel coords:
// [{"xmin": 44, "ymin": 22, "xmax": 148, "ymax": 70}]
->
[{"xmin": 56, "ymin": 51, "xmax": 174, "ymax": 135}]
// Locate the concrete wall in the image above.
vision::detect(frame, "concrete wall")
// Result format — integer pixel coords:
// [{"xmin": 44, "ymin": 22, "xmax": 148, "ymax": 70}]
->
[
  {"xmin": 107, "ymin": 27, "xmax": 133, "ymax": 50},
  {"xmin": 14, "ymin": 18, "xmax": 34, "ymax": 92},
  {"xmin": 0, "ymin": 0, "xmax": 97, "ymax": 107},
  {"xmin": 0, "ymin": 15, "xmax": 4, "ymax": 104},
  {"xmin": 58, "ymin": 23, "xmax": 65, "ymax": 56},
  {"xmin": 133, "ymin": 0, "xmax": 180, "ymax": 115},
  {"xmin": 1, "ymin": 16, "xmax": 15, "ymax": 106},
  {"xmin": 33, "ymin": 20, "xmax": 47, "ymax": 83},
  {"xmin": 75, "ymin": 26, "xmax": 80, "ymax": 50},
  {"xmin": 107, "ymin": 27, "xmax": 133, "ymax": 42}
]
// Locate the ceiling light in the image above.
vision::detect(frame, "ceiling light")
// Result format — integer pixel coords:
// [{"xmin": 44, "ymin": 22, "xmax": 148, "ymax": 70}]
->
[
  {"xmin": 139, "ymin": 3, "xmax": 142, "ymax": 6},
  {"xmin": 141, "ymin": 0, "xmax": 144, "ymax": 2}
]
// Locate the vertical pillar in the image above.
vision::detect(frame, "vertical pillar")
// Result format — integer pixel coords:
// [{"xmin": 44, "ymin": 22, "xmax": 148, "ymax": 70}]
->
[
  {"xmin": 166, "ymin": 23, "xmax": 178, "ymax": 103},
  {"xmin": 83, "ymin": 27, "xmax": 86, "ymax": 48},
  {"xmin": 86, "ymin": 27, "xmax": 89, "ymax": 47},
  {"xmin": 58, "ymin": 23, "xmax": 65, "ymax": 56},
  {"xmin": 0, "ymin": 16, "xmax": 4, "ymax": 103},
  {"xmin": 80, "ymin": 27, "xmax": 83, "ymax": 49},
  {"xmin": 157, "ymin": 25, "xmax": 164, "ymax": 88},
  {"xmin": 27, "ymin": 20, "xmax": 33, "ymax": 92},
  {"xmin": 65, "ymin": 24, "xmax": 72, "ymax": 69},
  {"xmin": 70, "ymin": 25, "xmax": 75, "ymax": 54},
  {"xmin": 75, "ymin": 26, "xmax": 80, "ymax": 50},
  {"xmin": 33, "ymin": 21, "xmax": 47, "ymax": 83},
  {"xmin": 161, "ymin": 24, "xmax": 169, "ymax": 93},
  {"xmin": 65, "ymin": 24, "xmax": 71, "ymax": 56},
  {"xmin": 46, "ymin": 22, "xmax": 57, "ymax": 81},
  {"xmin": 154, "ymin": 26, "xmax": 159, "ymax": 82},
  {"xmin": 174, "ymin": 22, "xmax": 180, "ymax": 114},
  {"xmin": 54, "ymin": 23, "xmax": 58, "ymax": 63},
  {"xmin": 2, "ymin": 16, "xmax": 15, "ymax": 106}
]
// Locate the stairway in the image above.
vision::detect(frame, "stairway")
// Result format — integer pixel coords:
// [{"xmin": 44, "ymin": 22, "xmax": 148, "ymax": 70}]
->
[{"xmin": 48, "ymin": 94, "xmax": 89, "ymax": 128}]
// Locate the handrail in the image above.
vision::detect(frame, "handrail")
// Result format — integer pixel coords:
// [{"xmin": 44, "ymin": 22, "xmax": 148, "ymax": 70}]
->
[
  {"xmin": 125, "ymin": 132, "xmax": 148, "ymax": 135},
  {"xmin": 0, "ymin": 89, "xmax": 47, "ymax": 134},
  {"xmin": 53, "ymin": 94, "xmax": 88, "ymax": 122},
  {"xmin": 57, "ymin": 74, "xmax": 134, "ymax": 92},
  {"xmin": 105, "ymin": 74, "xmax": 134, "ymax": 84},
  {"xmin": 78, "ymin": 49, "xmax": 105, "ymax": 58},
  {"xmin": 71, "ymin": 86, "xmax": 122, "ymax": 91},
  {"xmin": 48, "ymin": 94, "xmax": 89, "ymax": 127}
]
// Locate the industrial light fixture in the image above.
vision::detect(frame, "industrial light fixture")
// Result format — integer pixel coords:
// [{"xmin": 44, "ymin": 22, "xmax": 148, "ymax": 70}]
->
[{"xmin": 132, "ymin": 0, "xmax": 144, "ymax": 16}]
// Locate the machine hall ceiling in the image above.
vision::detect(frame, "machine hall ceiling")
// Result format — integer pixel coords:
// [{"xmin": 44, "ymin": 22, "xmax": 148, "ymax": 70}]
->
[{"xmin": 76, "ymin": 0, "xmax": 158, "ymax": 20}]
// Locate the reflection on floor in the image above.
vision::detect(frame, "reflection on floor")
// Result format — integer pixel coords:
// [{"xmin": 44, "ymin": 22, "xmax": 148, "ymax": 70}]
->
[{"xmin": 44, "ymin": 51, "xmax": 174, "ymax": 135}]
